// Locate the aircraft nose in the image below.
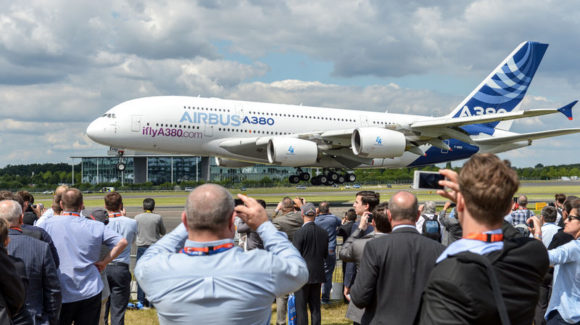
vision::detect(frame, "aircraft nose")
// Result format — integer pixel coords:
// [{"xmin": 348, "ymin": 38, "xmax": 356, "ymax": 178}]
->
[{"xmin": 86, "ymin": 118, "xmax": 109, "ymax": 144}]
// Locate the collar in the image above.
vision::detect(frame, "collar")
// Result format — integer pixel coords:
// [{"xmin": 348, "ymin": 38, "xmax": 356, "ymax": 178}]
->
[
  {"xmin": 302, "ymin": 221, "xmax": 314, "ymax": 227},
  {"xmin": 181, "ymin": 238, "xmax": 235, "ymax": 256},
  {"xmin": 392, "ymin": 224, "xmax": 417, "ymax": 231},
  {"xmin": 62, "ymin": 211, "xmax": 81, "ymax": 217},
  {"xmin": 437, "ymin": 228, "xmax": 503, "ymax": 263},
  {"xmin": 463, "ymin": 228, "xmax": 503, "ymax": 243},
  {"xmin": 9, "ymin": 226, "xmax": 22, "ymax": 233},
  {"xmin": 145, "ymin": 210, "xmax": 152, "ymax": 213},
  {"xmin": 108, "ymin": 212, "xmax": 122, "ymax": 218}
]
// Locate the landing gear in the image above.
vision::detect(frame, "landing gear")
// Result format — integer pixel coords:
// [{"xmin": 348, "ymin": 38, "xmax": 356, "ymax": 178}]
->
[
  {"xmin": 309, "ymin": 169, "xmax": 356, "ymax": 186},
  {"xmin": 289, "ymin": 168, "xmax": 311, "ymax": 184}
]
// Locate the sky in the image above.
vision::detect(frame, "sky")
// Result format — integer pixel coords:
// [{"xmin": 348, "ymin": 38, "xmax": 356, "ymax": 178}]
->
[{"xmin": 1, "ymin": 0, "xmax": 580, "ymax": 168}]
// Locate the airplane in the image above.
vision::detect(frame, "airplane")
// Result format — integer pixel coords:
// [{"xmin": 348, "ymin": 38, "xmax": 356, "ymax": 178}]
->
[{"xmin": 87, "ymin": 41, "xmax": 580, "ymax": 185}]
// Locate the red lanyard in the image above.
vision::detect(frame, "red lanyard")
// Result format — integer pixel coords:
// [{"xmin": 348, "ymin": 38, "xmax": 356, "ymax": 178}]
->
[
  {"xmin": 9, "ymin": 226, "xmax": 22, "ymax": 232},
  {"xmin": 180, "ymin": 243, "xmax": 235, "ymax": 256},
  {"xmin": 109, "ymin": 212, "xmax": 122, "ymax": 218},
  {"xmin": 62, "ymin": 212, "xmax": 81, "ymax": 217},
  {"xmin": 463, "ymin": 233, "xmax": 503, "ymax": 243}
]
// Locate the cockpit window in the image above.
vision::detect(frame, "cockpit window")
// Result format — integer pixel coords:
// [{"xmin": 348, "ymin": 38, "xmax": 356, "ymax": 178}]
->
[{"xmin": 102, "ymin": 113, "xmax": 117, "ymax": 118}]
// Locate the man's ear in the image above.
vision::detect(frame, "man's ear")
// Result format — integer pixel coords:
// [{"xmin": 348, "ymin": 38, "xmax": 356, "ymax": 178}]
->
[
  {"xmin": 387, "ymin": 210, "xmax": 393, "ymax": 223},
  {"xmin": 181, "ymin": 211, "xmax": 188, "ymax": 229},
  {"xmin": 457, "ymin": 193, "xmax": 465, "ymax": 213}
]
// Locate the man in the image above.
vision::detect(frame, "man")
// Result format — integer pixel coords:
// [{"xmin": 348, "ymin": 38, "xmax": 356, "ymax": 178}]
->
[
  {"xmin": 548, "ymin": 196, "xmax": 577, "ymax": 249},
  {"xmin": 272, "ymin": 196, "xmax": 304, "ymax": 325},
  {"xmin": 554, "ymin": 193, "xmax": 566, "ymax": 226},
  {"xmin": 541, "ymin": 206, "xmax": 561, "ymax": 249},
  {"xmin": 0, "ymin": 217, "xmax": 27, "ymax": 324},
  {"xmin": 340, "ymin": 210, "xmax": 391, "ymax": 324},
  {"xmin": 416, "ymin": 153, "xmax": 549, "ymax": 324},
  {"xmin": 103, "ymin": 192, "xmax": 137, "ymax": 325},
  {"xmin": 39, "ymin": 188, "xmax": 128, "ymax": 325},
  {"xmin": 350, "ymin": 191, "xmax": 444, "ymax": 324},
  {"xmin": 16, "ymin": 191, "xmax": 42, "ymax": 225},
  {"xmin": 36, "ymin": 185, "xmax": 69, "ymax": 227},
  {"xmin": 417, "ymin": 201, "xmax": 441, "ymax": 242},
  {"xmin": 531, "ymin": 199, "xmax": 580, "ymax": 324},
  {"xmin": 135, "ymin": 184, "xmax": 307, "ymax": 324},
  {"xmin": 293, "ymin": 203, "xmax": 328, "ymax": 325},
  {"xmin": 0, "ymin": 200, "xmax": 61, "ymax": 325},
  {"xmin": 344, "ymin": 191, "xmax": 379, "ymax": 301},
  {"xmin": 314, "ymin": 201, "xmax": 341, "ymax": 304},
  {"xmin": 134, "ymin": 198, "xmax": 166, "ymax": 309},
  {"xmin": 510, "ymin": 194, "xmax": 535, "ymax": 226}
]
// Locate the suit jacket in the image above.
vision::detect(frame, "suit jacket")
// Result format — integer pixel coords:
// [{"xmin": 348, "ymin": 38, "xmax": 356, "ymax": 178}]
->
[
  {"xmin": 292, "ymin": 222, "xmax": 328, "ymax": 283},
  {"xmin": 7, "ymin": 229, "xmax": 61, "ymax": 325},
  {"xmin": 350, "ymin": 226, "xmax": 445, "ymax": 325},
  {"xmin": 272, "ymin": 211, "xmax": 303, "ymax": 242},
  {"xmin": 0, "ymin": 248, "xmax": 25, "ymax": 323}
]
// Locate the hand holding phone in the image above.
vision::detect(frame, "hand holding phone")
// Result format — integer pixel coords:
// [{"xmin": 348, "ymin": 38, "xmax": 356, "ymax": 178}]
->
[{"xmin": 413, "ymin": 171, "xmax": 445, "ymax": 190}]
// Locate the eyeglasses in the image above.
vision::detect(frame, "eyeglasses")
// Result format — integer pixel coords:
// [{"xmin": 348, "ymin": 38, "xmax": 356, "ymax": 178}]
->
[{"xmin": 568, "ymin": 215, "xmax": 580, "ymax": 222}]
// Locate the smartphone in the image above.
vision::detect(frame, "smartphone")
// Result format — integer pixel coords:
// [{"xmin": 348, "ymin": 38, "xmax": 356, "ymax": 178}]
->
[
  {"xmin": 413, "ymin": 171, "xmax": 445, "ymax": 190},
  {"xmin": 366, "ymin": 213, "xmax": 373, "ymax": 223},
  {"xmin": 527, "ymin": 219, "xmax": 535, "ymax": 230}
]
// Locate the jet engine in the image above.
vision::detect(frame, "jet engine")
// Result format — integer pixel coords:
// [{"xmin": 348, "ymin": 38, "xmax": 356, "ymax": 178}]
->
[
  {"xmin": 351, "ymin": 127, "xmax": 406, "ymax": 158},
  {"xmin": 267, "ymin": 138, "xmax": 318, "ymax": 166},
  {"xmin": 215, "ymin": 157, "xmax": 256, "ymax": 167}
]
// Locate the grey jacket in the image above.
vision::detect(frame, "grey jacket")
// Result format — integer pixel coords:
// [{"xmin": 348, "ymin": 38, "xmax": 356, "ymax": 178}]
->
[
  {"xmin": 340, "ymin": 228, "xmax": 386, "ymax": 270},
  {"xmin": 271, "ymin": 211, "xmax": 303, "ymax": 242}
]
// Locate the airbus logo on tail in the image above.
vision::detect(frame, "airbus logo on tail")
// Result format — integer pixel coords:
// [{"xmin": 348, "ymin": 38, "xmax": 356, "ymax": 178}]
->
[{"xmin": 459, "ymin": 106, "xmax": 508, "ymax": 117}]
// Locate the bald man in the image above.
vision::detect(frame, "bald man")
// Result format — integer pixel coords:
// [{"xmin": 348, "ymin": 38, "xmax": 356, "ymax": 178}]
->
[
  {"xmin": 350, "ymin": 191, "xmax": 444, "ymax": 324},
  {"xmin": 135, "ymin": 184, "xmax": 308, "ymax": 325}
]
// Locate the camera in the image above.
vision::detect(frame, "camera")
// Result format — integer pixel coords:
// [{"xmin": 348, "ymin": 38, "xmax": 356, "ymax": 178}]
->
[
  {"xmin": 366, "ymin": 213, "xmax": 373, "ymax": 223},
  {"xmin": 413, "ymin": 171, "xmax": 445, "ymax": 190}
]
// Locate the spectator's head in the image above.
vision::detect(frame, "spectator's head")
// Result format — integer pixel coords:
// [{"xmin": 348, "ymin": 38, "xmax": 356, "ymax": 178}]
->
[
  {"xmin": 281, "ymin": 197, "xmax": 295, "ymax": 213},
  {"xmin": 388, "ymin": 191, "xmax": 419, "ymax": 224},
  {"xmin": 318, "ymin": 202, "xmax": 330, "ymax": 215},
  {"xmin": 541, "ymin": 206, "xmax": 557, "ymax": 223},
  {"xmin": 104, "ymin": 192, "xmax": 123, "ymax": 212},
  {"xmin": 517, "ymin": 195, "xmax": 528, "ymax": 207},
  {"xmin": 256, "ymin": 199, "xmax": 267, "ymax": 209},
  {"xmin": 423, "ymin": 201, "xmax": 436, "ymax": 215},
  {"xmin": 0, "ymin": 200, "xmax": 23, "ymax": 227},
  {"xmin": 143, "ymin": 198, "xmax": 155, "ymax": 212},
  {"xmin": 563, "ymin": 199, "xmax": 580, "ymax": 239},
  {"xmin": 345, "ymin": 208, "xmax": 357, "ymax": 222},
  {"xmin": 354, "ymin": 191, "xmax": 379, "ymax": 215},
  {"xmin": 0, "ymin": 218, "xmax": 8, "ymax": 249},
  {"xmin": 376, "ymin": 202, "xmax": 389, "ymax": 215},
  {"xmin": 184, "ymin": 184, "xmax": 235, "ymax": 236},
  {"xmin": 458, "ymin": 153, "xmax": 519, "ymax": 227},
  {"xmin": 373, "ymin": 211, "xmax": 392, "ymax": 233},
  {"xmin": 61, "ymin": 188, "xmax": 84, "ymax": 212},
  {"xmin": 555, "ymin": 193, "xmax": 566, "ymax": 205},
  {"xmin": 16, "ymin": 190, "xmax": 34, "ymax": 207},
  {"xmin": 563, "ymin": 195, "xmax": 579, "ymax": 219},
  {"xmin": 301, "ymin": 203, "xmax": 317, "ymax": 221},
  {"xmin": 52, "ymin": 191, "xmax": 64, "ymax": 215}
]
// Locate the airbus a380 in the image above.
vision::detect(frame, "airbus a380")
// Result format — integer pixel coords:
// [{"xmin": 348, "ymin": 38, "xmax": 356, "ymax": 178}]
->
[{"xmin": 87, "ymin": 41, "xmax": 580, "ymax": 185}]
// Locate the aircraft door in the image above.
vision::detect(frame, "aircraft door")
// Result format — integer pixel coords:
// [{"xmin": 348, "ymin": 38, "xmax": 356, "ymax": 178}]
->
[
  {"xmin": 359, "ymin": 115, "xmax": 370, "ymax": 127},
  {"xmin": 205, "ymin": 124, "xmax": 214, "ymax": 137},
  {"xmin": 131, "ymin": 115, "xmax": 143, "ymax": 132}
]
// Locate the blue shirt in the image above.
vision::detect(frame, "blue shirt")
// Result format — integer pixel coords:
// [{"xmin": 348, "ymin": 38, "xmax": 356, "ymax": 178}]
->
[
  {"xmin": 135, "ymin": 221, "xmax": 308, "ymax": 325},
  {"xmin": 315, "ymin": 213, "xmax": 342, "ymax": 252},
  {"xmin": 436, "ymin": 229, "xmax": 504, "ymax": 263},
  {"xmin": 106, "ymin": 216, "xmax": 137, "ymax": 264},
  {"xmin": 546, "ymin": 239, "xmax": 580, "ymax": 323},
  {"xmin": 39, "ymin": 214, "xmax": 123, "ymax": 303}
]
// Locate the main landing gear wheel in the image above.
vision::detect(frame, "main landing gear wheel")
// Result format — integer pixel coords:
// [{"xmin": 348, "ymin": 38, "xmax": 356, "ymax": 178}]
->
[
  {"xmin": 289, "ymin": 175, "xmax": 301, "ymax": 184},
  {"xmin": 300, "ymin": 172, "xmax": 310, "ymax": 181}
]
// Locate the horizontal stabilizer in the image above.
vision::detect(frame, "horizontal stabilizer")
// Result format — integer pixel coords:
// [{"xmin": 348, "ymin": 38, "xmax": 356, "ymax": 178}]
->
[{"xmin": 473, "ymin": 128, "xmax": 580, "ymax": 145}]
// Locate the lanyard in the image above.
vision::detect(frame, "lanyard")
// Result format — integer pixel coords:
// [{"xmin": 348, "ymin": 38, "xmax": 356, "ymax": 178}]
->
[
  {"xmin": 109, "ymin": 212, "xmax": 122, "ymax": 218},
  {"xmin": 463, "ymin": 232, "xmax": 503, "ymax": 243},
  {"xmin": 180, "ymin": 243, "xmax": 235, "ymax": 256},
  {"xmin": 62, "ymin": 212, "xmax": 81, "ymax": 217},
  {"xmin": 9, "ymin": 226, "xmax": 22, "ymax": 232}
]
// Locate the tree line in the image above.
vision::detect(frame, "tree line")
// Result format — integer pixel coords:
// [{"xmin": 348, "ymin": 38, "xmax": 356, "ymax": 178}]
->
[{"xmin": 0, "ymin": 162, "xmax": 579, "ymax": 191}]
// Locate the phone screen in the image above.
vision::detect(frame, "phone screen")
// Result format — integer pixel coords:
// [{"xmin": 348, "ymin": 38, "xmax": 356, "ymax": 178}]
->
[{"xmin": 417, "ymin": 172, "xmax": 445, "ymax": 190}]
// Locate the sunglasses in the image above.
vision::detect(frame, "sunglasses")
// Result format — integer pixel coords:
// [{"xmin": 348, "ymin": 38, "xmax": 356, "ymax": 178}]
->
[{"xmin": 568, "ymin": 215, "xmax": 580, "ymax": 222}]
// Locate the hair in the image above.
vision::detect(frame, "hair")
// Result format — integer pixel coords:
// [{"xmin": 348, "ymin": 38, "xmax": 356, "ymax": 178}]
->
[
  {"xmin": 376, "ymin": 201, "xmax": 389, "ymax": 212},
  {"xmin": 541, "ymin": 206, "xmax": 558, "ymax": 223},
  {"xmin": 281, "ymin": 197, "xmax": 295, "ymax": 211},
  {"xmin": 104, "ymin": 192, "xmax": 123, "ymax": 211},
  {"xmin": 61, "ymin": 188, "xmax": 84, "ymax": 212},
  {"xmin": 17, "ymin": 191, "xmax": 34, "ymax": 204},
  {"xmin": 318, "ymin": 201, "xmax": 330, "ymax": 214},
  {"xmin": 459, "ymin": 153, "xmax": 520, "ymax": 226},
  {"xmin": 8, "ymin": 191, "xmax": 24, "ymax": 209},
  {"xmin": 571, "ymin": 198, "xmax": 580, "ymax": 211},
  {"xmin": 185, "ymin": 184, "xmax": 234, "ymax": 233},
  {"xmin": 563, "ymin": 196, "xmax": 579, "ymax": 214},
  {"xmin": 555, "ymin": 193, "xmax": 566, "ymax": 204},
  {"xmin": 0, "ymin": 218, "xmax": 8, "ymax": 249},
  {"xmin": 373, "ymin": 211, "xmax": 392, "ymax": 233},
  {"xmin": 143, "ymin": 198, "xmax": 155, "ymax": 211},
  {"xmin": 345, "ymin": 208, "xmax": 357, "ymax": 221},
  {"xmin": 0, "ymin": 200, "xmax": 23, "ymax": 226},
  {"xmin": 52, "ymin": 191, "xmax": 63, "ymax": 215},
  {"xmin": 256, "ymin": 199, "xmax": 266, "ymax": 209},
  {"xmin": 388, "ymin": 191, "xmax": 418, "ymax": 222},
  {"xmin": 356, "ymin": 190, "xmax": 380, "ymax": 212},
  {"xmin": 54, "ymin": 185, "xmax": 69, "ymax": 196},
  {"xmin": 423, "ymin": 201, "xmax": 436, "ymax": 214},
  {"xmin": 517, "ymin": 195, "xmax": 528, "ymax": 207}
]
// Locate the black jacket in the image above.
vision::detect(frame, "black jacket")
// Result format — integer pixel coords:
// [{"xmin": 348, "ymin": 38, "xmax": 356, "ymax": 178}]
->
[
  {"xmin": 293, "ymin": 222, "xmax": 328, "ymax": 284},
  {"xmin": 350, "ymin": 226, "xmax": 444, "ymax": 325},
  {"xmin": 416, "ymin": 237, "xmax": 549, "ymax": 325},
  {"xmin": 0, "ymin": 248, "xmax": 26, "ymax": 325}
]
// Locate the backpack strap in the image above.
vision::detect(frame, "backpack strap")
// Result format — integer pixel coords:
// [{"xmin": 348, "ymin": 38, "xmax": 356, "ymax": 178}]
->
[{"xmin": 455, "ymin": 252, "xmax": 511, "ymax": 325}]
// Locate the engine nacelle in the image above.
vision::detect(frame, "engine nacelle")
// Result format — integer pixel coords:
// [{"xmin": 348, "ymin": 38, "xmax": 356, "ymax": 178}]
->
[
  {"xmin": 214, "ymin": 157, "xmax": 256, "ymax": 167},
  {"xmin": 351, "ymin": 127, "xmax": 406, "ymax": 158},
  {"xmin": 267, "ymin": 138, "xmax": 318, "ymax": 166}
]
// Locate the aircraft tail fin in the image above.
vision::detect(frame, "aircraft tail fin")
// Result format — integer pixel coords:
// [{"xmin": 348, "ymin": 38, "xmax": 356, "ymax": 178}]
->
[{"xmin": 447, "ymin": 41, "xmax": 548, "ymax": 131}]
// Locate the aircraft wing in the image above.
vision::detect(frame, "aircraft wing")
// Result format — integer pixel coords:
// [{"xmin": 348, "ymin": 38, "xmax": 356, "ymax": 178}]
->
[
  {"xmin": 473, "ymin": 128, "xmax": 580, "ymax": 145},
  {"xmin": 410, "ymin": 101, "xmax": 577, "ymax": 129}
]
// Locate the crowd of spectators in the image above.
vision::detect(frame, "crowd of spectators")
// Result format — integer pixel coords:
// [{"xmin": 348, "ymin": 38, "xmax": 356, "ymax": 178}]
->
[{"xmin": 1, "ymin": 152, "xmax": 579, "ymax": 325}]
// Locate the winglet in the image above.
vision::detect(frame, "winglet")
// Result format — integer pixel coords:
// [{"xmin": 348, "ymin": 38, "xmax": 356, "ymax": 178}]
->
[{"xmin": 558, "ymin": 100, "xmax": 577, "ymax": 120}]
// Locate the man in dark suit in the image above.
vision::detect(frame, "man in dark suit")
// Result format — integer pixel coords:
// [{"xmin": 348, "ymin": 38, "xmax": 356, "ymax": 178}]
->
[
  {"xmin": 0, "ymin": 199, "xmax": 61, "ymax": 325},
  {"xmin": 292, "ymin": 203, "xmax": 328, "ymax": 325},
  {"xmin": 350, "ymin": 191, "xmax": 444, "ymax": 325}
]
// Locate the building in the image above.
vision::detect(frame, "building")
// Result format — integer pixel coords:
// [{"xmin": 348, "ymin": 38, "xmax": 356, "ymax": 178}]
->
[{"xmin": 72, "ymin": 153, "xmax": 307, "ymax": 185}]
